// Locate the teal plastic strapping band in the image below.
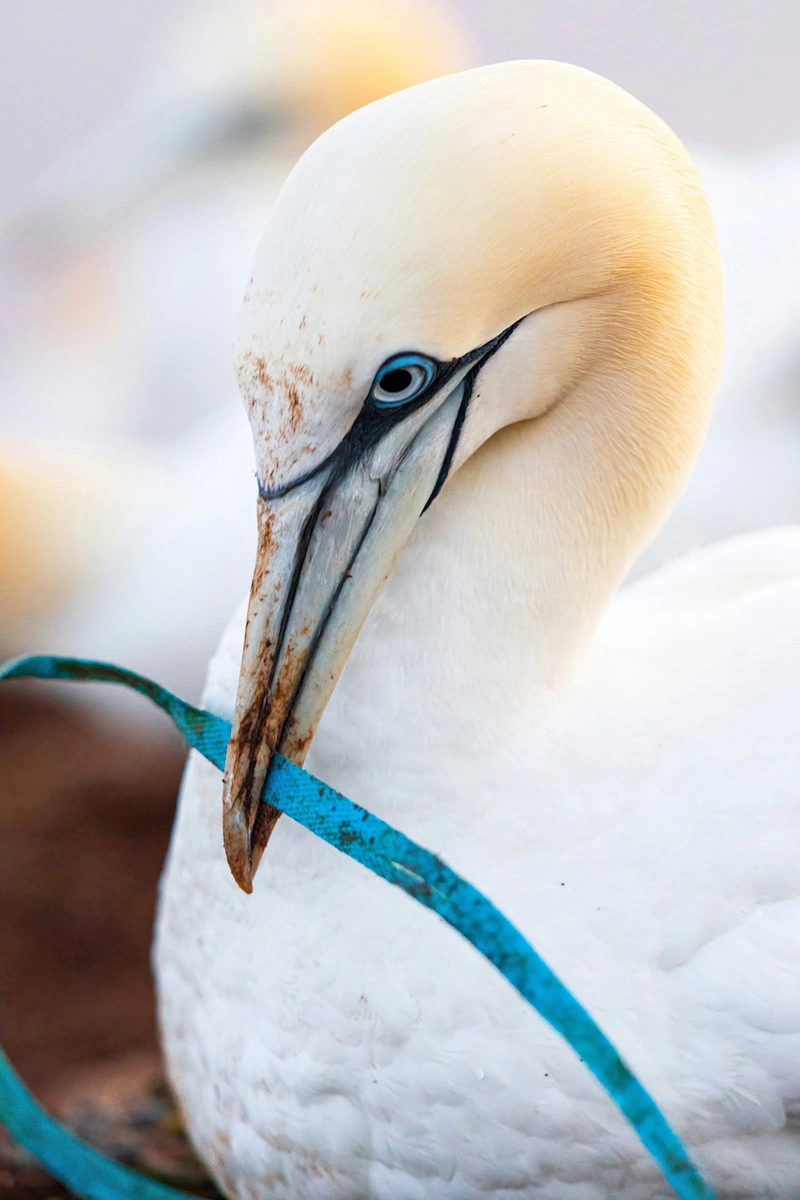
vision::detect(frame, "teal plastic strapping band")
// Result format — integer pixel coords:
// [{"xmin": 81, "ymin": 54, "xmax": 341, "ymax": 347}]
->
[{"xmin": 0, "ymin": 654, "xmax": 715, "ymax": 1200}]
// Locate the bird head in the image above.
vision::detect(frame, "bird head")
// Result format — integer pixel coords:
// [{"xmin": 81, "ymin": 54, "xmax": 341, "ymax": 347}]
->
[{"xmin": 223, "ymin": 61, "xmax": 724, "ymax": 891}]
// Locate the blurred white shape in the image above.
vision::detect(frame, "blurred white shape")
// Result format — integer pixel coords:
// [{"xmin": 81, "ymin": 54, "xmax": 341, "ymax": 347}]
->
[
  {"xmin": 46, "ymin": 410, "xmax": 258, "ymax": 704},
  {"xmin": 0, "ymin": 439, "xmax": 152, "ymax": 651},
  {"xmin": 0, "ymin": 0, "xmax": 472, "ymax": 445},
  {"xmin": 634, "ymin": 140, "xmax": 800, "ymax": 575},
  {"xmin": 8, "ymin": 0, "xmax": 473, "ymax": 241}
]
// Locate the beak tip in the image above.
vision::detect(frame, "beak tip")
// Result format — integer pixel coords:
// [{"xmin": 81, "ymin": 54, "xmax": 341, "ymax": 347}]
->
[
  {"xmin": 222, "ymin": 788, "xmax": 256, "ymax": 894},
  {"xmin": 225, "ymin": 840, "xmax": 255, "ymax": 895}
]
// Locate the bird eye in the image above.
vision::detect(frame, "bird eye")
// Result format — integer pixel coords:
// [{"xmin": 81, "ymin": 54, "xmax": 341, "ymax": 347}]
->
[{"xmin": 371, "ymin": 354, "xmax": 437, "ymax": 408}]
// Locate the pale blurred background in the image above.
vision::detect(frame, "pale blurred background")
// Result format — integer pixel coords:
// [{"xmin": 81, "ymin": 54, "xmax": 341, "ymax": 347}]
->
[{"xmin": 4, "ymin": 0, "xmax": 800, "ymax": 217}]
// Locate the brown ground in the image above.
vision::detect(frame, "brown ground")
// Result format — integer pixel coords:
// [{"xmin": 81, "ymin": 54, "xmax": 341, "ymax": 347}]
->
[{"xmin": 0, "ymin": 684, "xmax": 217, "ymax": 1196}]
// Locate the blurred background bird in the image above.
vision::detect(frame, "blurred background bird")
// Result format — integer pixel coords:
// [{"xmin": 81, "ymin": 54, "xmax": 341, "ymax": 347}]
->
[
  {"xmin": 1, "ymin": 0, "xmax": 471, "ymax": 446},
  {"xmin": 0, "ymin": 0, "xmax": 473, "ymax": 679}
]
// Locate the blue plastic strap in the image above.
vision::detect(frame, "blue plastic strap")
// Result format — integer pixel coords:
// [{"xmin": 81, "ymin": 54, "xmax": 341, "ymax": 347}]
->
[{"xmin": 0, "ymin": 655, "xmax": 715, "ymax": 1200}]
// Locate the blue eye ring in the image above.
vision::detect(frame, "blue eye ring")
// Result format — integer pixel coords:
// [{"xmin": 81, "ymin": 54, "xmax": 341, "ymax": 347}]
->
[{"xmin": 371, "ymin": 353, "xmax": 437, "ymax": 408}]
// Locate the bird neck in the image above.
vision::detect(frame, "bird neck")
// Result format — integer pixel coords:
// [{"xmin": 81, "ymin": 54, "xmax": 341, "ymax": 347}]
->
[{"xmin": 338, "ymin": 343, "xmax": 711, "ymax": 744}]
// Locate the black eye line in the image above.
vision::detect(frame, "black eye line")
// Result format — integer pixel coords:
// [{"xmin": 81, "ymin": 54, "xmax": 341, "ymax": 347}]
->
[
  {"xmin": 421, "ymin": 370, "xmax": 476, "ymax": 514},
  {"xmin": 422, "ymin": 315, "xmax": 526, "ymax": 512},
  {"xmin": 257, "ymin": 314, "xmax": 528, "ymax": 502},
  {"xmin": 258, "ymin": 355, "xmax": 452, "ymax": 500}
]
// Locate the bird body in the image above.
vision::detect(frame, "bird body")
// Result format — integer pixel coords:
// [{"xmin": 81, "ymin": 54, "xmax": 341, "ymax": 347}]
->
[
  {"xmin": 158, "ymin": 521, "xmax": 800, "ymax": 1198},
  {"xmin": 150, "ymin": 60, "xmax": 800, "ymax": 1197}
]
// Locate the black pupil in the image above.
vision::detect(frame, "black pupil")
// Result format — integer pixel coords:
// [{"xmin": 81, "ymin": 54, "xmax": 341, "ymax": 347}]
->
[{"xmin": 379, "ymin": 367, "xmax": 414, "ymax": 394}]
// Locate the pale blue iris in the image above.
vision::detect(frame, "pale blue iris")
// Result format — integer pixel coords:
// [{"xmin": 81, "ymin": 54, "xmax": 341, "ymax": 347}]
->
[{"xmin": 371, "ymin": 353, "xmax": 436, "ymax": 407}]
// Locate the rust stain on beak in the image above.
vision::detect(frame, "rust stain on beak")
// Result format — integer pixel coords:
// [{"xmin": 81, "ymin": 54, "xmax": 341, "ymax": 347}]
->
[
  {"xmin": 220, "ymin": 462, "xmax": 384, "ymax": 893},
  {"xmin": 222, "ymin": 503, "xmax": 283, "ymax": 892},
  {"xmin": 222, "ymin": 495, "xmax": 314, "ymax": 893}
]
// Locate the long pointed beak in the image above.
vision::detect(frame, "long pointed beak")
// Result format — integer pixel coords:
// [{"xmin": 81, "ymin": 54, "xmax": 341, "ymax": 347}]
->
[{"xmin": 222, "ymin": 383, "xmax": 467, "ymax": 892}]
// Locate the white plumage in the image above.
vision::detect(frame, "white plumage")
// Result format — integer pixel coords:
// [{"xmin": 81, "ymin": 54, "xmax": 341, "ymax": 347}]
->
[
  {"xmin": 640, "ymin": 145, "xmax": 800, "ymax": 575},
  {"xmin": 159, "ymin": 528, "xmax": 800, "ymax": 1197},
  {"xmin": 154, "ymin": 61, "xmax": 800, "ymax": 1197}
]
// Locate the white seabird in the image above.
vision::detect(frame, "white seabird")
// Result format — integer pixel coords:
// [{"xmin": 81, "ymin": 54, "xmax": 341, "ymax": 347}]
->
[{"xmin": 151, "ymin": 60, "xmax": 800, "ymax": 1197}]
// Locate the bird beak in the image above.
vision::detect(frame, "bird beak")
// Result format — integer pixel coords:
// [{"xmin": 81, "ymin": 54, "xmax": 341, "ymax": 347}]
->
[{"xmin": 222, "ymin": 379, "xmax": 468, "ymax": 892}]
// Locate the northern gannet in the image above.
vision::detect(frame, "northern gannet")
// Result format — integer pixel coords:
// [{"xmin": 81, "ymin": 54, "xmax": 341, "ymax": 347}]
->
[
  {"xmin": 44, "ymin": 136, "xmax": 800, "ymax": 707},
  {"xmin": 155, "ymin": 61, "xmax": 800, "ymax": 1196}
]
